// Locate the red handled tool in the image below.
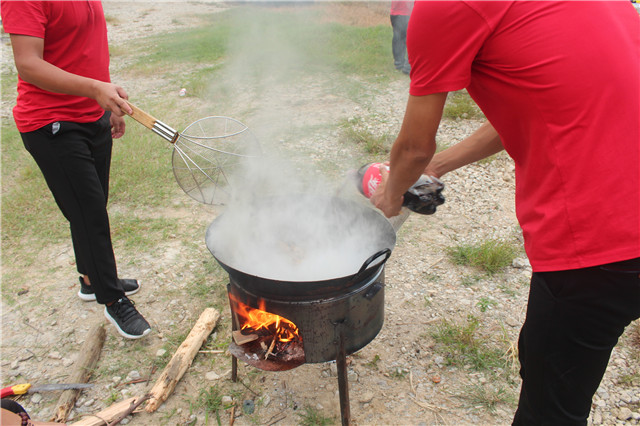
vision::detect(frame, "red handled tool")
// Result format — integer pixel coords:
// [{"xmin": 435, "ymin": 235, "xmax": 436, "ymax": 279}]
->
[{"xmin": 1, "ymin": 382, "xmax": 93, "ymax": 398}]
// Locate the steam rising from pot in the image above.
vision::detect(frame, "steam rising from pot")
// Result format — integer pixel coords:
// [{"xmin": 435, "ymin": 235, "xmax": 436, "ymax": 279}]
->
[
  {"xmin": 203, "ymin": 5, "xmax": 396, "ymax": 280},
  {"xmin": 207, "ymin": 157, "xmax": 395, "ymax": 281}
]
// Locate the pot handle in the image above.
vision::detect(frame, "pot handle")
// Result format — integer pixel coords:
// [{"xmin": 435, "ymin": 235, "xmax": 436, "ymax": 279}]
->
[{"xmin": 351, "ymin": 248, "xmax": 392, "ymax": 282}]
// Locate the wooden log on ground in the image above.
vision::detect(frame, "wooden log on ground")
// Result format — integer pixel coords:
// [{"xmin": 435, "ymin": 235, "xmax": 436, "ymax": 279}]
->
[
  {"xmin": 69, "ymin": 397, "xmax": 138, "ymax": 426},
  {"xmin": 51, "ymin": 322, "xmax": 106, "ymax": 423},
  {"xmin": 145, "ymin": 308, "xmax": 220, "ymax": 413}
]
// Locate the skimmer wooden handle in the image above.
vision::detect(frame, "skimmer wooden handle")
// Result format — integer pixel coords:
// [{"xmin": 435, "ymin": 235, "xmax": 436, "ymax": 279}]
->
[
  {"xmin": 126, "ymin": 101, "xmax": 158, "ymax": 130},
  {"xmin": 125, "ymin": 101, "xmax": 179, "ymax": 143}
]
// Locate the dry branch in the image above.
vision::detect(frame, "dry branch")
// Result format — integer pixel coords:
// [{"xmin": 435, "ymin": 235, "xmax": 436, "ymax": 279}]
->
[
  {"xmin": 264, "ymin": 330, "xmax": 279, "ymax": 360},
  {"xmin": 106, "ymin": 394, "xmax": 150, "ymax": 426},
  {"xmin": 229, "ymin": 404, "xmax": 236, "ymax": 426},
  {"xmin": 52, "ymin": 322, "xmax": 106, "ymax": 423},
  {"xmin": 145, "ymin": 308, "xmax": 220, "ymax": 413},
  {"xmin": 70, "ymin": 397, "xmax": 137, "ymax": 426}
]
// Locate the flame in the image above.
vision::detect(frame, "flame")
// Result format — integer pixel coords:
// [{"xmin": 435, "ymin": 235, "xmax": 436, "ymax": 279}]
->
[{"xmin": 230, "ymin": 294, "xmax": 300, "ymax": 343}]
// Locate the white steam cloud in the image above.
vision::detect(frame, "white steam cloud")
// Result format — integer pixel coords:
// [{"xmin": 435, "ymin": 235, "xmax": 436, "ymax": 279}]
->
[{"xmin": 204, "ymin": 4, "xmax": 395, "ymax": 281}]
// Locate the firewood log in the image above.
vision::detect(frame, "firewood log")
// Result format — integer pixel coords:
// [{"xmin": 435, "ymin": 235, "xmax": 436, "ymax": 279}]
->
[
  {"xmin": 145, "ymin": 308, "xmax": 220, "ymax": 412},
  {"xmin": 51, "ymin": 322, "xmax": 106, "ymax": 422},
  {"xmin": 69, "ymin": 397, "xmax": 138, "ymax": 426}
]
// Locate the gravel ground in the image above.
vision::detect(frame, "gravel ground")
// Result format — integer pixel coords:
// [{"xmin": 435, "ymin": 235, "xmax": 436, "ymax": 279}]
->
[{"xmin": 1, "ymin": 3, "xmax": 638, "ymax": 425}]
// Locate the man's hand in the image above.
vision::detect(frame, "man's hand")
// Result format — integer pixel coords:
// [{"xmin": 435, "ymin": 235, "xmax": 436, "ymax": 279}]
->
[
  {"xmin": 371, "ymin": 93, "xmax": 447, "ymax": 217},
  {"xmin": 110, "ymin": 114, "xmax": 126, "ymax": 139},
  {"xmin": 369, "ymin": 164, "xmax": 405, "ymax": 218},
  {"xmin": 93, "ymin": 81, "xmax": 132, "ymax": 117}
]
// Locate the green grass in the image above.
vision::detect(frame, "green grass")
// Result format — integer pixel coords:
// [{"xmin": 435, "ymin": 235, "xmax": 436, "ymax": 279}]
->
[
  {"xmin": 324, "ymin": 23, "xmax": 394, "ymax": 80},
  {"xmin": 443, "ymin": 90, "xmax": 485, "ymax": 120},
  {"xmin": 119, "ymin": 7, "xmax": 395, "ymax": 88},
  {"xmin": 0, "ymin": 125, "xmax": 68, "ymax": 246},
  {"xmin": 431, "ymin": 315, "xmax": 507, "ymax": 372},
  {"xmin": 476, "ymin": 296, "xmax": 498, "ymax": 312},
  {"xmin": 104, "ymin": 388, "xmax": 121, "ymax": 406},
  {"xmin": 103, "ymin": 14, "xmax": 120, "ymax": 26},
  {"xmin": 460, "ymin": 383, "xmax": 517, "ymax": 412},
  {"xmin": 296, "ymin": 405, "xmax": 335, "ymax": 426},
  {"xmin": 460, "ymin": 274, "xmax": 483, "ymax": 287},
  {"xmin": 364, "ymin": 354, "xmax": 381, "ymax": 370},
  {"xmin": 447, "ymin": 239, "xmax": 519, "ymax": 275},
  {"xmin": 390, "ymin": 366, "xmax": 410, "ymax": 379},
  {"xmin": 110, "ymin": 215, "xmax": 179, "ymax": 250},
  {"xmin": 193, "ymin": 386, "xmax": 228, "ymax": 426},
  {"xmin": 186, "ymin": 257, "xmax": 229, "ymax": 302},
  {"xmin": 119, "ymin": 14, "xmax": 228, "ymax": 76},
  {"xmin": 339, "ymin": 119, "xmax": 394, "ymax": 155}
]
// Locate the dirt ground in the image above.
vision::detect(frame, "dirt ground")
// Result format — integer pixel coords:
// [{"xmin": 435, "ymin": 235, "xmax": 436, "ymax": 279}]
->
[{"xmin": 1, "ymin": 3, "xmax": 638, "ymax": 426}]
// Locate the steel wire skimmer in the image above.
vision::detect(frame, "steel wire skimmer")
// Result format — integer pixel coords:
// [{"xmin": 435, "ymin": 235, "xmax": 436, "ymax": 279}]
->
[{"xmin": 127, "ymin": 102, "xmax": 261, "ymax": 205}]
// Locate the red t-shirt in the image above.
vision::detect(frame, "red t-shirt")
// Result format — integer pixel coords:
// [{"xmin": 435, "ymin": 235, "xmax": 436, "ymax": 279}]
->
[
  {"xmin": 408, "ymin": 1, "xmax": 640, "ymax": 272},
  {"xmin": 1, "ymin": 1, "xmax": 110, "ymax": 132}
]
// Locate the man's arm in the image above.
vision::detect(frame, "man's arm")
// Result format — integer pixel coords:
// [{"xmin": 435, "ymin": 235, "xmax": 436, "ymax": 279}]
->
[
  {"xmin": 370, "ymin": 92, "xmax": 447, "ymax": 217},
  {"xmin": 425, "ymin": 120, "xmax": 504, "ymax": 178},
  {"xmin": 9, "ymin": 34, "xmax": 132, "ymax": 116}
]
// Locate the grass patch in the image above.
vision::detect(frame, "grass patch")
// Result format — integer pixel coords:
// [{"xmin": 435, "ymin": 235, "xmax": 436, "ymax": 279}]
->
[
  {"xmin": 364, "ymin": 354, "xmax": 381, "ymax": 370},
  {"xmin": 431, "ymin": 315, "xmax": 507, "ymax": 372},
  {"xmin": 104, "ymin": 388, "xmax": 120, "ymax": 406},
  {"xmin": 342, "ymin": 126, "xmax": 393, "ymax": 155},
  {"xmin": 447, "ymin": 239, "xmax": 518, "ymax": 275},
  {"xmin": 476, "ymin": 297, "xmax": 498, "ymax": 313},
  {"xmin": 103, "ymin": 14, "xmax": 120, "ymax": 26},
  {"xmin": 109, "ymin": 125, "xmax": 178, "ymax": 207},
  {"xmin": 323, "ymin": 22, "xmax": 394, "ymax": 80},
  {"xmin": 460, "ymin": 274, "xmax": 483, "ymax": 287},
  {"xmin": 193, "ymin": 386, "xmax": 230, "ymax": 425},
  {"xmin": 443, "ymin": 90, "xmax": 485, "ymax": 120},
  {"xmin": 122, "ymin": 17, "xmax": 229, "ymax": 73},
  {"xmin": 110, "ymin": 215, "xmax": 179, "ymax": 251},
  {"xmin": 389, "ymin": 366, "xmax": 410, "ymax": 379},
  {"xmin": 118, "ymin": 7, "xmax": 395, "ymax": 86},
  {"xmin": 460, "ymin": 383, "xmax": 517, "ymax": 412},
  {"xmin": 339, "ymin": 118, "xmax": 394, "ymax": 155},
  {"xmin": 188, "ymin": 258, "xmax": 229, "ymax": 300},
  {"xmin": 296, "ymin": 405, "xmax": 335, "ymax": 426},
  {"xmin": 0, "ymin": 125, "xmax": 69, "ymax": 248},
  {"xmin": 617, "ymin": 372, "xmax": 640, "ymax": 387}
]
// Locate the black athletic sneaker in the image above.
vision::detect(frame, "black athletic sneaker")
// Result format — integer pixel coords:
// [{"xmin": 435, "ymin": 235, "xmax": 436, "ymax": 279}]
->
[
  {"xmin": 104, "ymin": 296, "xmax": 151, "ymax": 339},
  {"xmin": 77, "ymin": 277, "xmax": 140, "ymax": 302}
]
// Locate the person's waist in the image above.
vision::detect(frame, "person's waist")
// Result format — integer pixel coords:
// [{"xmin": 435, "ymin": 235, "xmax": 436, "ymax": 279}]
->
[{"xmin": 599, "ymin": 257, "xmax": 640, "ymax": 273}]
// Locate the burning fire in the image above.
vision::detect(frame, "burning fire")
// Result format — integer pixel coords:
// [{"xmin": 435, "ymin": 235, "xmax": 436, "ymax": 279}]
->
[{"xmin": 230, "ymin": 294, "xmax": 300, "ymax": 343}]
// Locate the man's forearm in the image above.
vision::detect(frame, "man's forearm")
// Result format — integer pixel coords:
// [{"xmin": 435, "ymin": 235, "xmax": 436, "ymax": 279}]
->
[
  {"xmin": 427, "ymin": 121, "xmax": 503, "ymax": 177},
  {"xmin": 386, "ymin": 93, "xmax": 447, "ymax": 196}
]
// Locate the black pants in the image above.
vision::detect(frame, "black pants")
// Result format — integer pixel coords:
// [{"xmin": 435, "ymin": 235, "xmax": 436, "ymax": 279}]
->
[
  {"xmin": 513, "ymin": 258, "xmax": 640, "ymax": 425},
  {"xmin": 390, "ymin": 14, "xmax": 410, "ymax": 71},
  {"xmin": 20, "ymin": 113, "xmax": 124, "ymax": 304}
]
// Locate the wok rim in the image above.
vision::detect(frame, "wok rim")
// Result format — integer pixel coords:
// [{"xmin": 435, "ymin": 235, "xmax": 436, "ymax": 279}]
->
[{"xmin": 205, "ymin": 195, "xmax": 396, "ymax": 287}]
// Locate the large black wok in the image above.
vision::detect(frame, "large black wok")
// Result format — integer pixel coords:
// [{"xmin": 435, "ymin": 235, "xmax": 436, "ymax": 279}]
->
[{"xmin": 205, "ymin": 194, "xmax": 396, "ymax": 300}]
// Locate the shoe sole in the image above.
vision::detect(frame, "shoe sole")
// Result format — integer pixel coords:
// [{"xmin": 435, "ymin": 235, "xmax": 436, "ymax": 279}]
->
[
  {"xmin": 78, "ymin": 284, "xmax": 141, "ymax": 302},
  {"xmin": 104, "ymin": 307, "xmax": 151, "ymax": 340}
]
